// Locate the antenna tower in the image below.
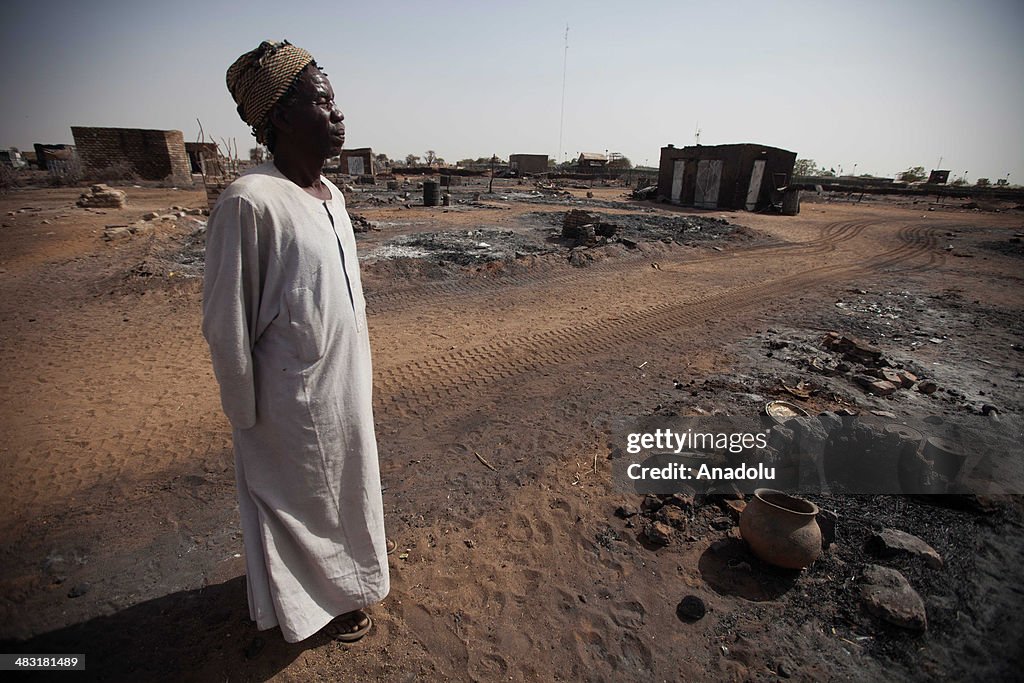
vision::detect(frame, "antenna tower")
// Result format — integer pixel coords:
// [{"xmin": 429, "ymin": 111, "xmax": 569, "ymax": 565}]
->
[{"xmin": 558, "ymin": 24, "xmax": 569, "ymax": 165}]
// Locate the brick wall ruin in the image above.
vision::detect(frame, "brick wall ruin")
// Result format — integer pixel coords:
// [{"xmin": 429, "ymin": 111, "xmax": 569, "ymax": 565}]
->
[{"xmin": 70, "ymin": 127, "xmax": 192, "ymax": 182}]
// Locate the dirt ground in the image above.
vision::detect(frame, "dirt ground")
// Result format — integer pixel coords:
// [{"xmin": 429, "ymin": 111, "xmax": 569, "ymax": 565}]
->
[{"xmin": 1, "ymin": 177, "xmax": 1022, "ymax": 681}]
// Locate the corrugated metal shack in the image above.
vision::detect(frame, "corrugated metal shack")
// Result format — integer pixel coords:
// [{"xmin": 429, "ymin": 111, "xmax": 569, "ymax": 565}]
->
[{"xmin": 657, "ymin": 143, "xmax": 796, "ymax": 210}]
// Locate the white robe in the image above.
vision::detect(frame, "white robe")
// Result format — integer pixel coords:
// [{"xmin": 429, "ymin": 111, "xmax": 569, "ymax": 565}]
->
[{"xmin": 202, "ymin": 162, "xmax": 389, "ymax": 643}]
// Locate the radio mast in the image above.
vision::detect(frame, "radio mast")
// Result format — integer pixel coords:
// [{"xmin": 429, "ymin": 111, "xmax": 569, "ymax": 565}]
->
[{"xmin": 558, "ymin": 24, "xmax": 569, "ymax": 166}]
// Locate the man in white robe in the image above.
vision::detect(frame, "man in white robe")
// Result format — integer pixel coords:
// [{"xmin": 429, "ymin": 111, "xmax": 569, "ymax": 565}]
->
[{"xmin": 203, "ymin": 40, "xmax": 389, "ymax": 643}]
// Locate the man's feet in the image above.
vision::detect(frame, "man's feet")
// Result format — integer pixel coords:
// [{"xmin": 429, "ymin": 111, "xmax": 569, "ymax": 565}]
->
[
  {"xmin": 386, "ymin": 538, "xmax": 397, "ymax": 555},
  {"xmin": 326, "ymin": 610, "xmax": 372, "ymax": 642}
]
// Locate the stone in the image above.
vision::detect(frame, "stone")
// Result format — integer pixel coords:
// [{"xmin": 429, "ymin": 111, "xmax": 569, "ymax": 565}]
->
[
  {"xmin": 831, "ymin": 335, "xmax": 883, "ymax": 365},
  {"xmin": 897, "ymin": 370, "xmax": 918, "ymax": 388},
  {"xmin": 664, "ymin": 489, "xmax": 696, "ymax": 509},
  {"xmin": 646, "ymin": 521, "xmax": 672, "ymax": 546},
  {"xmin": 710, "ymin": 516, "xmax": 733, "ymax": 530},
  {"xmin": 67, "ymin": 582, "xmax": 91, "ymax": 598},
  {"xmin": 855, "ymin": 375, "xmax": 898, "ymax": 396},
  {"xmin": 640, "ymin": 494, "xmax": 663, "ymax": 514},
  {"xmin": 103, "ymin": 226, "xmax": 132, "ymax": 241},
  {"xmin": 615, "ymin": 504, "xmax": 638, "ymax": 519},
  {"xmin": 879, "ymin": 368, "xmax": 903, "ymax": 386},
  {"xmin": 142, "ymin": 212, "xmax": 159, "ymax": 220},
  {"xmin": 860, "ymin": 565, "xmax": 927, "ymax": 631},
  {"xmin": 657, "ymin": 505, "xmax": 688, "ymax": 529},
  {"xmin": 676, "ymin": 595, "xmax": 706, "ymax": 622},
  {"xmin": 867, "ymin": 528, "xmax": 943, "ymax": 569},
  {"xmin": 917, "ymin": 380, "xmax": 939, "ymax": 395}
]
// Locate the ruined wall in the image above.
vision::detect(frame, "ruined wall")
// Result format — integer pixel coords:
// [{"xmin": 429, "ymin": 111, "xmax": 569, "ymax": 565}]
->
[
  {"xmin": 70, "ymin": 127, "xmax": 191, "ymax": 181},
  {"xmin": 657, "ymin": 143, "xmax": 796, "ymax": 210},
  {"xmin": 509, "ymin": 154, "xmax": 548, "ymax": 175},
  {"xmin": 339, "ymin": 147, "xmax": 374, "ymax": 176}
]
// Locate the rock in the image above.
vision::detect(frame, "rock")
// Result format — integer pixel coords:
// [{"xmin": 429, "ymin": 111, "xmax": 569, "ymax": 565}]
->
[
  {"xmin": 879, "ymin": 368, "xmax": 903, "ymax": 386},
  {"xmin": 640, "ymin": 494, "xmax": 663, "ymax": 514},
  {"xmin": 861, "ymin": 565, "xmax": 927, "ymax": 631},
  {"xmin": 710, "ymin": 516, "xmax": 733, "ymax": 530},
  {"xmin": 675, "ymin": 595, "xmax": 706, "ymax": 622},
  {"xmin": 867, "ymin": 529, "xmax": 943, "ymax": 569},
  {"xmin": 646, "ymin": 521, "xmax": 672, "ymax": 546},
  {"xmin": 103, "ymin": 226, "xmax": 132, "ymax": 241},
  {"xmin": 867, "ymin": 380, "xmax": 899, "ymax": 396},
  {"xmin": 657, "ymin": 505, "xmax": 688, "ymax": 529},
  {"xmin": 855, "ymin": 375, "xmax": 898, "ymax": 396},
  {"xmin": 142, "ymin": 211, "xmax": 159, "ymax": 220},
  {"xmin": 897, "ymin": 370, "xmax": 918, "ymax": 388},
  {"xmin": 664, "ymin": 491, "xmax": 695, "ymax": 509},
  {"xmin": 68, "ymin": 582, "xmax": 91, "ymax": 598},
  {"xmin": 917, "ymin": 380, "xmax": 939, "ymax": 395},
  {"xmin": 830, "ymin": 335, "xmax": 883, "ymax": 365},
  {"xmin": 615, "ymin": 504, "xmax": 638, "ymax": 519},
  {"xmin": 981, "ymin": 404, "xmax": 999, "ymax": 416}
]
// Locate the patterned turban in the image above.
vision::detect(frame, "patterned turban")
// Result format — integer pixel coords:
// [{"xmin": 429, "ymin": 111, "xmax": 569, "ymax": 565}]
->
[{"xmin": 226, "ymin": 40, "xmax": 314, "ymax": 143}]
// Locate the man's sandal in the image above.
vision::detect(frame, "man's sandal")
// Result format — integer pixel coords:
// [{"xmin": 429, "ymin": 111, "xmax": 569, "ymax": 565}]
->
[
  {"xmin": 327, "ymin": 610, "xmax": 372, "ymax": 642},
  {"xmin": 386, "ymin": 538, "xmax": 397, "ymax": 555}
]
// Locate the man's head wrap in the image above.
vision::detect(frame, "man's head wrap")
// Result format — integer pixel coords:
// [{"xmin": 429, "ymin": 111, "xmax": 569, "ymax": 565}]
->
[{"xmin": 226, "ymin": 40, "xmax": 315, "ymax": 143}]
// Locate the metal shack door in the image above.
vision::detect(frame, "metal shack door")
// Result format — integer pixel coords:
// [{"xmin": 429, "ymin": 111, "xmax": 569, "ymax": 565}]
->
[
  {"xmin": 671, "ymin": 159, "xmax": 685, "ymax": 203},
  {"xmin": 347, "ymin": 156, "xmax": 365, "ymax": 175},
  {"xmin": 695, "ymin": 160, "xmax": 722, "ymax": 208},
  {"xmin": 746, "ymin": 159, "xmax": 766, "ymax": 210}
]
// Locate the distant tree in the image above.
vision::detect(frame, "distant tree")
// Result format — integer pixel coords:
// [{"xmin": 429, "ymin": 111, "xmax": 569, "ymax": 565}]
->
[
  {"xmin": 424, "ymin": 150, "xmax": 437, "ymax": 165},
  {"xmin": 793, "ymin": 158, "xmax": 820, "ymax": 176},
  {"xmin": 375, "ymin": 153, "xmax": 390, "ymax": 165},
  {"xmin": 404, "ymin": 154, "xmax": 420, "ymax": 166},
  {"xmin": 975, "ymin": 178, "xmax": 990, "ymax": 187},
  {"xmin": 435, "ymin": 157, "xmax": 445, "ymax": 166},
  {"xmin": 898, "ymin": 166, "xmax": 927, "ymax": 182},
  {"xmin": 249, "ymin": 146, "xmax": 266, "ymax": 163},
  {"xmin": 607, "ymin": 156, "xmax": 632, "ymax": 169},
  {"xmin": 950, "ymin": 177, "xmax": 967, "ymax": 186},
  {"xmin": 456, "ymin": 158, "xmax": 475, "ymax": 167}
]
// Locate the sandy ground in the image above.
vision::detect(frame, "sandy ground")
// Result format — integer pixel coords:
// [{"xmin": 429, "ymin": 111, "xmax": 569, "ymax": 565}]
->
[{"xmin": 0, "ymin": 179, "xmax": 1022, "ymax": 681}]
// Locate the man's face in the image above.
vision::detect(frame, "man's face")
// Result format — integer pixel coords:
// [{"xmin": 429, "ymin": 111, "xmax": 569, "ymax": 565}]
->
[{"xmin": 280, "ymin": 64, "xmax": 345, "ymax": 158}]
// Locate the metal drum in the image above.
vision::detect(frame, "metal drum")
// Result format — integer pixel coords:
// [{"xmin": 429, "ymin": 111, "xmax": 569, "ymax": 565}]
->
[{"xmin": 423, "ymin": 180, "xmax": 440, "ymax": 206}]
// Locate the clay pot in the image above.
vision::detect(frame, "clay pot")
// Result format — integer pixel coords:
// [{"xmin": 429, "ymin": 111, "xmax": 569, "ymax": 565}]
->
[{"xmin": 739, "ymin": 488, "xmax": 822, "ymax": 569}]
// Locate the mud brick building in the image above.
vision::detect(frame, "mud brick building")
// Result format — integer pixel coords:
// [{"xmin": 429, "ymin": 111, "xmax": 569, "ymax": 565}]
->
[
  {"xmin": 509, "ymin": 154, "xmax": 549, "ymax": 175},
  {"xmin": 70, "ymin": 126, "xmax": 191, "ymax": 181},
  {"xmin": 339, "ymin": 147, "xmax": 374, "ymax": 176},
  {"xmin": 657, "ymin": 143, "xmax": 796, "ymax": 211}
]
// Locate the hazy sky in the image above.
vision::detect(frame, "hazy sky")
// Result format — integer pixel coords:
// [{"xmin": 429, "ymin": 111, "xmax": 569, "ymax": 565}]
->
[{"xmin": 2, "ymin": 0, "xmax": 1022, "ymax": 180}]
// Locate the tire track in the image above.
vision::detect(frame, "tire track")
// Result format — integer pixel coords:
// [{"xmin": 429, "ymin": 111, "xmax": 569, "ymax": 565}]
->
[
  {"xmin": 364, "ymin": 219, "xmax": 874, "ymax": 314},
  {"xmin": 373, "ymin": 221, "xmax": 943, "ymax": 415}
]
